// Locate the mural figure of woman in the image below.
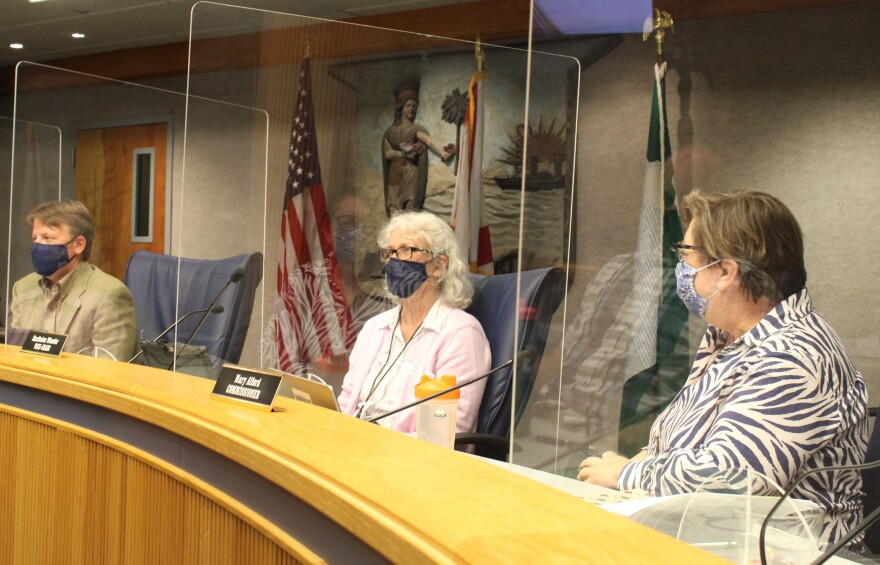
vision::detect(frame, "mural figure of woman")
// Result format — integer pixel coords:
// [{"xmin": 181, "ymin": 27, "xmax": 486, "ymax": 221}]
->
[{"xmin": 382, "ymin": 78, "xmax": 455, "ymax": 216}]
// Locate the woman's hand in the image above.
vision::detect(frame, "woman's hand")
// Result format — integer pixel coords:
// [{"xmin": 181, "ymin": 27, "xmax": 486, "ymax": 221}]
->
[
  {"xmin": 577, "ymin": 451, "xmax": 631, "ymax": 489},
  {"xmin": 398, "ymin": 141, "xmax": 414, "ymax": 159}
]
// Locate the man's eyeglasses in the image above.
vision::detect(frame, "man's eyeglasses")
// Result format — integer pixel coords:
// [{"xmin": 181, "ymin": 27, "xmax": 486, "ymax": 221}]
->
[
  {"xmin": 378, "ymin": 245, "xmax": 432, "ymax": 263},
  {"xmin": 671, "ymin": 242, "xmax": 701, "ymax": 262}
]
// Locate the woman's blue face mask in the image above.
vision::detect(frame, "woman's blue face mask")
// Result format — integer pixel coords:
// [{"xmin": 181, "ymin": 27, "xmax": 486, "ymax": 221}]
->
[
  {"xmin": 675, "ymin": 258, "xmax": 721, "ymax": 318},
  {"xmin": 384, "ymin": 258, "xmax": 429, "ymax": 299}
]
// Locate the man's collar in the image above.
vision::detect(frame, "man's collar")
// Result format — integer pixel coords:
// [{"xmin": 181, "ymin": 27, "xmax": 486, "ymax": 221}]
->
[{"xmin": 39, "ymin": 261, "xmax": 84, "ymax": 291}]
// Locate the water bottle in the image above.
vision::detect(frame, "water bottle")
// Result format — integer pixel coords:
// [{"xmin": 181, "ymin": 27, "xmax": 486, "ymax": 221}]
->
[{"xmin": 414, "ymin": 374, "xmax": 459, "ymax": 449}]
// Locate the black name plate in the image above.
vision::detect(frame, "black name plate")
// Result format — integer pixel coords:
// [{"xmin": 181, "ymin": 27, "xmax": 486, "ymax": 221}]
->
[
  {"xmin": 21, "ymin": 330, "xmax": 67, "ymax": 357},
  {"xmin": 212, "ymin": 365, "xmax": 282, "ymax": 411}
]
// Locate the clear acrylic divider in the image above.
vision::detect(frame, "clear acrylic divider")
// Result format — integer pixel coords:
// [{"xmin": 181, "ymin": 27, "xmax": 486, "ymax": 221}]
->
[
  {"xmin": 5, "ymin": 63, "xmax": 186, "ymax": 362},
  {"xmin": 2, "ymin": 113, "xmax": 61, "ymax": 332},
  {"xmin": 512, "ymin": 0, "xmax": 655, "ymax": 474},
  {"xmin": 184, "ymin": 3, "xmax": 577, "ymax": 404},
  {"xmin": 514, "ymin": 0, "xmax": 880, "ymax": 561},
  {"xmin": 647, "ymin": 470, "xmax": 822, "ymax": 564}
]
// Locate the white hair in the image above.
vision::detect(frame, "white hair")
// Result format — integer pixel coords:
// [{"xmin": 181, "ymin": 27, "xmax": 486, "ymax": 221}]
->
[{"xmin": 377, "ymin": 210, "xmax": 474, "ymax": 308}]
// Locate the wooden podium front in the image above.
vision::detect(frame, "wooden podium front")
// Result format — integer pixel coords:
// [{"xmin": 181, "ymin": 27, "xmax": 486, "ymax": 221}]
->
[{"xmin": 0, "ymin": 345, "xmax": 724, "ymax": 564}]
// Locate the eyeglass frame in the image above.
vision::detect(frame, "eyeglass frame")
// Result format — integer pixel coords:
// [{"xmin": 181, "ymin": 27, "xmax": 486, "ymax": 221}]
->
[
  {"xmin": 671, "ymin": 242, "xmax": 704, "ymax": 262},
  {"xmin": 378, "ymin": 245, "xmax": 433, "ymax": 263}
]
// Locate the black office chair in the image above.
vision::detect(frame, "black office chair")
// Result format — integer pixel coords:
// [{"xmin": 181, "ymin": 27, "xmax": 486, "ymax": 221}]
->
[
  {"xmin": 125, "ymin": 250, "xmax": 263, "ymax": 366},
  {"xmin": 863, "ymin": 406, "xmax": 880, "ymax": 554},
  {"xmin": 455, "ymin": 267, "xmax": 566, "ymax": 460}
]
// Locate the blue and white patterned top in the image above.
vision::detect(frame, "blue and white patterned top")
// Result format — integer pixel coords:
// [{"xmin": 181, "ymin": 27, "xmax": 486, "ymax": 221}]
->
[{"xmin": 618, "ymin": 288, "xmax": 869, "ymax": 547}]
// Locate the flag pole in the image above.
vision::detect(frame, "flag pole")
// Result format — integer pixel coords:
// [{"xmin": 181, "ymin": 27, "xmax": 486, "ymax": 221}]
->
[
  {"xmin": 454, "ymin": 34, "xmax": 485, "ymax": 173},
  {"xmin": 643, "ymin": 8, "xmax": 674, "ymax": 64}
]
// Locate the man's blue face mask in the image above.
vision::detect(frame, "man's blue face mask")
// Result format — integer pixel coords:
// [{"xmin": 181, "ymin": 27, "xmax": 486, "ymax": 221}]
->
[{"xmin": 31, "ymin": 240, "xmax": 74, "ymax": 277}]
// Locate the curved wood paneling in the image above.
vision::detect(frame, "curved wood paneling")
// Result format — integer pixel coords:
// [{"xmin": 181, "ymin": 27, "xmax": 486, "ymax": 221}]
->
[
  {"xmin": 0, "ymin": 346, "xmax": 727, "ymax": 563},
  {"xmin": 0, "ymin": 407, "xmax": 311, "ymax": 564}
]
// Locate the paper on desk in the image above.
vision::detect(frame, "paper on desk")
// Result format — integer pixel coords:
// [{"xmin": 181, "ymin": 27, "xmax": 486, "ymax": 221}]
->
[
  {"xmin": 601, "ymin": 492, "xmax": 820, "ymax": 518},
  {"xmin": 600, "ymin": 495, "xmax": 668, "ymax": 516}
]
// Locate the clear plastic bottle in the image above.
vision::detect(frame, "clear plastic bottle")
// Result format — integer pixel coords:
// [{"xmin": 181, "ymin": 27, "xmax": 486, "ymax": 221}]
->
[{"xmin": 414, "ymin": 374, "xmax": 459, "ymax": 449}]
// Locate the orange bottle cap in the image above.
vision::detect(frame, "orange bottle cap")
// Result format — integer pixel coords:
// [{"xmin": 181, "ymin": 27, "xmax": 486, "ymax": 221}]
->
[{"xmin": 414, "ymin": 374, "xmax": 459, "ymax": 400}]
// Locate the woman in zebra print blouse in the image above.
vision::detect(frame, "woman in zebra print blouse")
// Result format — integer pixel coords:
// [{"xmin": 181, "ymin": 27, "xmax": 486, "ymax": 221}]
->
[{"xmin": 578, "ymin": 190, "xmax": 869, "ymax": 548}]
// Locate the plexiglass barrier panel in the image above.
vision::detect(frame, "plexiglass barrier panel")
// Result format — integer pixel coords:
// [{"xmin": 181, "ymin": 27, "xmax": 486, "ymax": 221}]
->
[
  {"xmin": 5, "ymin": 63, "xmax": 188, "ymax": 361},
  {"xmin": 610, "ymin": 469, "xmax": 827, "ymax": 564},
  {"xmin": 516, "ymin": 0, "xmax": 880, "ymax": 560},
  {"xmin": 173, "ymin": 66, "xmax": 269, "ymax": 377},
  {"xmin": 2, "ymin": 115, "xmax": 61, "ymax": 331},
  {"xmin": 184, "ymin": 4, "xmax": 577, "ymax": 409}
]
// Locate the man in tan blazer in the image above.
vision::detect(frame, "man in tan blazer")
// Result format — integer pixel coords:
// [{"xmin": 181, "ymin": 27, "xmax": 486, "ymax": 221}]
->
[{"xmin": 8, "ymin": 200, "xmax": 137, "ymax": 361}]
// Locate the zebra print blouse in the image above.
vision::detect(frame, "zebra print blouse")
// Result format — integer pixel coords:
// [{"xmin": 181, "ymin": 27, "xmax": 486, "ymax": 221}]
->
[{"xmin": 618, "ymin": 288, "xmax": 869, "ymax": 547}]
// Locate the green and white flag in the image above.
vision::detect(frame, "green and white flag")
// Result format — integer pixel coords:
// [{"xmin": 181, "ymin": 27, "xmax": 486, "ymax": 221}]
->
[
  {"xmin": 627, "ymin": 62, "xmax": 669, "ymax": 376},
  {"xmin": 618, "ymin": 60, "xmax": 690, "ymax": 453}
]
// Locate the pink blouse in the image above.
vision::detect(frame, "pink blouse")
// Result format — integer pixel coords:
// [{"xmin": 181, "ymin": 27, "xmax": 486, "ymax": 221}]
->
[{"xmin": 338, "ymin": 300, "xmax": 491, "ymax": 434}]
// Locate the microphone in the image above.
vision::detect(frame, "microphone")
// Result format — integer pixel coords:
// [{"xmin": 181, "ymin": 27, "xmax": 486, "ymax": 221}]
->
[
  {"xmin": 366, "ymin": 357, "xmax": 515, "ymax": 424},
  {"xmin": 758, "ymin": 458, "xmax": 880, "ymax": 565},
  {"xmin": 128, "ymin": 305, "xmax": 224, "ymax": 363},
  {"xmin": 168, "ymin": 267, "xmax": 246, "ymax": 370}
]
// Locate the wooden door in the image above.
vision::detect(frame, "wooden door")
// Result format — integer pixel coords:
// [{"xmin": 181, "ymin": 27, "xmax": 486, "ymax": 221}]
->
[{"xmin": 75, "ymin": 123, "xmax": 167, "ymax": 281}]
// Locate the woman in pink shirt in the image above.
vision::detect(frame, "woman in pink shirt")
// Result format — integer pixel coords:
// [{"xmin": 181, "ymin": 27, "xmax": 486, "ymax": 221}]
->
[{"xmin": 338, "ymin": 211, "xmax": 491, "ymax": 434}]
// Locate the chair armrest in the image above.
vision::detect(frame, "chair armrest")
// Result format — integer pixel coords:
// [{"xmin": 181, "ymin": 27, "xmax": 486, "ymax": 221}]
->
[{"xmin": 454, "ymin": 433, "xmax": 510, "ymax": 461}]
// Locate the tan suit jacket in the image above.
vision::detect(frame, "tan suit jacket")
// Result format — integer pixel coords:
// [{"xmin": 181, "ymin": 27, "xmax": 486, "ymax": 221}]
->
[{"xmin": 9, "ymin": 262, "xmax": 138, "ymax": 361}]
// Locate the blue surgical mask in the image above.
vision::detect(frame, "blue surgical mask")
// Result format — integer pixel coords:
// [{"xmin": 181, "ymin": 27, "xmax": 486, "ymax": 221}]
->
[
  {"xmin": 385, "ymin": 258, "xmax": 429, "ymax": 299},
  {"xmin": 675, "ymin": 259, "xmax": 721, "ymax": 318},
  {"xmin": 31, "ymin": 240, "xmax": 73, "ymax": 277}
]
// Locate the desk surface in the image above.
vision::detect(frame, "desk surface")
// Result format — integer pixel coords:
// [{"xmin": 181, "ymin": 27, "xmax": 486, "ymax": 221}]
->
[
  {"xmin": 0, "ymin": 346, "xmax": 727, "ymax": 563},
  {"xmin": 477, "ymin": 456, "xmax": 615, "ymax": 499}
]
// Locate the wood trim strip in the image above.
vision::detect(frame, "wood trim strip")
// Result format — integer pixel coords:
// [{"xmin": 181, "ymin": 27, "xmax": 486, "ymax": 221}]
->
[{"xmin": 1, "ymin": 0, "xmax": 873, "ymax": 93}]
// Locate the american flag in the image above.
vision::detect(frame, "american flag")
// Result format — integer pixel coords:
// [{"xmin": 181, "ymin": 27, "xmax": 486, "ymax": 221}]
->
[
  {"xmin": 265, "ymin": 55, "xmax": 354, "ymax": 373},
  {"xmin": 451, "ymin": 70, "xmax": 494, "ymax": 274}
]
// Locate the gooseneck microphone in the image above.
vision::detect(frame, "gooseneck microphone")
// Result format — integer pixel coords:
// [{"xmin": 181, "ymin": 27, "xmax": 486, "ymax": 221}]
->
[
  {"xmin": 366, "ymin": 358, "xmax": 515, "ymax": 423},
  {"xmin": 758, "ymin": 458, "xmax": 880, "ymax": 565},
  {"xmin": 128, "ymin": 305, "xmax": 225, "ymax": 363},
  {"xmin": 168, "ymin": 267, "xmax": 246, "ymax": 370}
]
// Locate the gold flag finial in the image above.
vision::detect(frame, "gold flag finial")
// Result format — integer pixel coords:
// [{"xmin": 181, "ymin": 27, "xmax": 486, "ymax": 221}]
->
[
  {"xmin": 475, "ymin": 33, "xmax": 484, "ymax": 72},
  {"xmin": 643, "ymin": 9, "xmax": 674, "ymax": 57}
]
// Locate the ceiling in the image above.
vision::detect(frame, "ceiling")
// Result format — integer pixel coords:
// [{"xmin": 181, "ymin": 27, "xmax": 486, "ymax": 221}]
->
[{"xmin": 0, "ymin": 0, "xmax": 478, "ymax": 66}]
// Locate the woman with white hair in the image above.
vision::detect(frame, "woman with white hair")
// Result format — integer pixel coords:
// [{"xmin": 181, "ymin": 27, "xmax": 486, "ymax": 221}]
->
[{"xmin": 338, "ymin": 211, "xmax": 491, "ymax": 435}]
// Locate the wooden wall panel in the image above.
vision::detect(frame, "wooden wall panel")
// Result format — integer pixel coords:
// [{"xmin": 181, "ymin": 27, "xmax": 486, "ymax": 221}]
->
[
  {"xmin": 0, "ymin": 408, "xmax": 307, "ymax": 565},
  {"xmin": 0, "ymin": 413, "xmax": 14, "ymax": 559}
]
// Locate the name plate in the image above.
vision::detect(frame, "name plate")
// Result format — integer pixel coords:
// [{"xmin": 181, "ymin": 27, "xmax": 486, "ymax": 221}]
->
[
  {"xmin": 212, "ymin": 365, "xmax": 282, "ymax": 411},
  {"xmin": 21, "ymin": 330, "xmax": 67, "ymax": 357}
]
